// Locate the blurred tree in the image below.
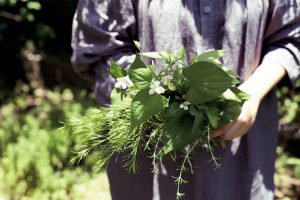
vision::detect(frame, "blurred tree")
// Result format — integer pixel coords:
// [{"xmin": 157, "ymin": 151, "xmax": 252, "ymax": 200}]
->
[{"xmin": 0, "ymin": 0, "xmax": 89, "ymax": 92}]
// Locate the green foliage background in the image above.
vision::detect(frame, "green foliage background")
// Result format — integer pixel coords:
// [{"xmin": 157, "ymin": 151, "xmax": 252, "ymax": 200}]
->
[
  {"xmin": 0, "ymin": 1, "xmax": 111, "ymax": 199},
  {"xmin": 0, "ymin": 85, "xmax": 113, "ymax": 200}
]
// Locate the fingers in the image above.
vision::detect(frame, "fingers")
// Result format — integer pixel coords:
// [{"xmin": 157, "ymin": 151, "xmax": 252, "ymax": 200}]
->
[
  {"xmin": 210, "ymin": 122, "xmax": 234, "ymax": 138},
  {"xmin": 221, "ymin": 117, "xmax": 253, "ymax": 140},
  {"xmin": 210, "ymin": 115, "xmax": 254, "ymax": 140},
  {"xmin": 210, "ymin": 96, "xmax": 260, "ymax": 140}
]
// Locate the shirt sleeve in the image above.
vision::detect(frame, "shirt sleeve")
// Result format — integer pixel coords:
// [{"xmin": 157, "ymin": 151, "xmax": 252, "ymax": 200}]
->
[
  {"xmin": 262, "ymin": 0, "xmax": 300, "ymax": 87},
  {"xmin": 71, "ymin": 0, "xmax": 137, "ymax": 81}
]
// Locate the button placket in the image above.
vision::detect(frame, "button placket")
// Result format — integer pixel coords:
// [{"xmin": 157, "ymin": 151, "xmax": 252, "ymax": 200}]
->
[
  {"xmin": 200, "ymin": 1, "xmax": 214, "ymax": 49},
  {"xmin": 203, "ymin": 6, "xmax": 211, "ymax": 14}
]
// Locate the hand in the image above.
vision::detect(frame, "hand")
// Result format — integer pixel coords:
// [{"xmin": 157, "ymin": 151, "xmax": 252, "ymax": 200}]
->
[
  {"xmin": 210, "ymin": 93, "xmax": 261, "ymax": 141},
  {"xmin": 210, "ymin": 59, "xmax": 286, "ymax": 141}
]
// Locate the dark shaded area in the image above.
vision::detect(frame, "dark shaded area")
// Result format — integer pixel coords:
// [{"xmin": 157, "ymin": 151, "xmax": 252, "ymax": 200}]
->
[
  {"xmin": 0, "ymin": 9, "xmax": 28, "ymax": 88},
  {"xmin": 0, "ymin": 0, "xmax": 91, "ymax": 91}
]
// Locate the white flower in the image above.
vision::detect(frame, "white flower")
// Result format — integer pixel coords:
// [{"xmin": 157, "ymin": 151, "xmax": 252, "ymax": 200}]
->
[
  {"xmin": 180, "ymin": 101, "xmax": 191, "ymax": 110},
  {"xmin": 149, "ymin": 79, "xmax": 165, "ymax": 95},
  {"xmin": 114, "ymin": 75, "xmax": 133, "ymax": 90}
]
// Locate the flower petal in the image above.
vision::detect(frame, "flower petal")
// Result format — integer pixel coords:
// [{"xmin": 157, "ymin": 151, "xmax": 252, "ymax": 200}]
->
[
  {"xmin": 115, "ymin": 82, "xmax": 122, "ymax": 89},
  {"xmin": 121, "ymin": 83, "xmax": 127, "ymax": 89},
  {"xmin": 155, "ymin": 86, "xmax": 165, "ymax": 94},
  {"xmin": 149, "ymin": 88, "xmax": 155, "ymax": 95}
]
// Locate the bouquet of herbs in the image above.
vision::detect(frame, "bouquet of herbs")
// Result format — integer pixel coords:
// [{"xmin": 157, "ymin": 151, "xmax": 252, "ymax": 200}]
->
[{"xmin": 60, "ymin": 42, "xmax": 249, "ymax": 198}]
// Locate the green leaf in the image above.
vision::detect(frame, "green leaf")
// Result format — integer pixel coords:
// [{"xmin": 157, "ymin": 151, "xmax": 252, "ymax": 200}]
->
[
  {"xmin": 195, "ymin": 103, "xmax": 220, "ymax": 128},
  {"xmin": 163, "ymin": 103, "xmax": 186, "ymax": 140},
  {"xmin": 198, "ymin": 50, "xmax": 225, "ymax": 63},
  {"xmin": 130, "ymin": 55, "xmax": 147, "ymax": 70},
  {"xmin": 128, "ymin": 67, "xmax": 154, "ymax": 90},
  {"xmin": 163, "ymin": 103, "xmax": 194, "ymax": 154},
  {"xmin": 217, "ymin": 100, "xmax": 242, "ymax": 127},
  {"xmin": 198, "ymin": 50, "xmax": 239, "ymax": 80},
  {"xmin": 203, "ymin": 103, "xmax": 220, "ymax": 128},
  {"xmin": 109, "ymin": 59, "xmax": 127, "ymax": 79},
  {"xmin": 141, "ymin": 52, "xmax": 164, "ymax": 59},
  {"xmin": 182, "ymin": 61, "xmax": 239, "ymax": 104},
  {"xmin": 220, "ymin": 66, "xmax": 239, "ymax": 79},
  {"xmin": 230, "ymin": 87, "xmax": 250, "ymax": 102},
  {"xmin": 220, "ymin": 88, "xmax": 241, "ymax": 102},
  {"xmin": 130, "ymin": 90, "xmax": 168, "ymax": 131},
  {"xmin": 128, "ymin": 56, "xmax": 154, "ymax": 90},
  {"xmin": 189, "ymin": 105, "xmax": 204, "ymax": 139},
  {"xmin": 141, "ymin": 51, "xmax": 178, "ymax": 64}
]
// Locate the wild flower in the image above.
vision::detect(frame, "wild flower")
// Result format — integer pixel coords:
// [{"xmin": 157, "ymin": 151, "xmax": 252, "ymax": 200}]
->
[
  {"xmin": 114, "ymin": 75, "xmax": 133, "ymax": 90},
  {"xmin": 180, "ymin": 101, "xmax": 191, "ymax": 110},
  {"xmin": 149, "ymin": 79, "xmax": 165, "ymax": 95}
]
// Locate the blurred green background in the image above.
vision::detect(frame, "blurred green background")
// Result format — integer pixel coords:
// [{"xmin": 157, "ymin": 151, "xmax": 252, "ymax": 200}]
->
[{"xmin": 0, "ymin": 0, "xmax": 299, "ymax": 199}]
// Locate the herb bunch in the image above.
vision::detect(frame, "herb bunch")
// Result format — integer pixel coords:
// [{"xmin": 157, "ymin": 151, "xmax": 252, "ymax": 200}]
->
[{"xmin": 60, "ymin": 43, "xmax": 249, "ymax": 199}]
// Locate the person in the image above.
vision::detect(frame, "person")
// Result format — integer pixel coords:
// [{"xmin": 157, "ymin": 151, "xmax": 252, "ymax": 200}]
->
[{"xmin": 71, "ymin": 1, "xmax": 300, "ymax": 199}]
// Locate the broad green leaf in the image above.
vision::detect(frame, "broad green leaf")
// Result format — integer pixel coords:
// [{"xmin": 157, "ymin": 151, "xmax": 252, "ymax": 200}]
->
[
  {"xmin": 217, "ymin": 100, "xmax": 242, "ymax": 127},
  {"xmin": 128, "ymin": 56, "xmax": 154, "ymax": 89},
  {"xmin": 163, "ymin": 103, "xmax": 194, "ymax": 153},
  {"xmin": 220, "ymin": 66, "xmax": 239, "ymax": 79},
  {"xmin": 130, "ymin": 89, "xmax": 168, "ymax": 131},
  {"xmin": 220, "ymin": 88, "xmax": 241, "ymax": 102},
  {"xmin": 189, "ymin": 105, "xmax": 204, "ymax": 139},
  {"xmin": 128, "ymin": 67, "xmax": 154, "ymax": 90},
  {"xmin": 230, "ymin": 87, "xmax": 250, "ymax": 102},
  {"xmin": 183, "ymin": 61, "xmax": 239, "ymax": 104},
  {"xmin": 109, "ymin": 59, "xmax": 127, "ymax": 79},
  {"xmin": 130, "ymin": 55, "xmax": 147, "ymax": 70},
  {"xmin": 196, "ymin": 103, "xmax": 220, "ymax": 128},
  {"xmin": 203, "ymin": 103, "xmax": 220, "ymax": 128},
  {"xmin": 198, "ymin": 50, "xmax": 238, "ymax": 79},
  {"xmin": 141, "ymin": 51, "xmax": 178, "ymax": 64},
  {"xmin": 198, "ymin": 50, "xmax": 225, "ymax": 63},
  {"xmin": 164, "ymin": 102, "xmax": 185, "ymax": 137}
]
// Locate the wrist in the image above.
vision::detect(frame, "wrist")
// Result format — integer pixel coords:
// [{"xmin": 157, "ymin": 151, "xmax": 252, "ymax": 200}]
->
[
  {"xmin": 238, "ymin": 60, "xmax": 286, "ymax": 103},
  {"xmin": 238, "ymin": 81, "xmax": 264, "ymax": 103}
]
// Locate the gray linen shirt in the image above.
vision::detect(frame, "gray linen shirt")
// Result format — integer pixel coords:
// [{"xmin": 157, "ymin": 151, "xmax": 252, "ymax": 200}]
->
[{"xmin": 71, "ymin": 1, "xmax": 300, "ymax": 200}]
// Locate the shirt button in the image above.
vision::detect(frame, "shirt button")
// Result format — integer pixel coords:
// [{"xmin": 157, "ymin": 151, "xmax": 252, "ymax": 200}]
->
[{"xmin": 203, "ymin": 6, "xmax": 211, "ymax": 14}]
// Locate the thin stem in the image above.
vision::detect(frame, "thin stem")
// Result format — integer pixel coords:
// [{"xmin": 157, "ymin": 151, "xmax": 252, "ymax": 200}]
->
[
  {"xmin": 175, "ymin": 140, "xmax": 199, "ymax": 200},
  {"xmin": 151, "ymin": 131, "xmax": 163, "ymax": 173},
  {"xmin": 206, "ymin": 126, "xmax": 221, "ymax": 169}
]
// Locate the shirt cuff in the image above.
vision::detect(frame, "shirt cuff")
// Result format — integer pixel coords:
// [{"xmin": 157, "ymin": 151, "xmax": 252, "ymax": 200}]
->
[{"xmin": 262, "ymin": 46, "xmax": 300, "ymax": 88}]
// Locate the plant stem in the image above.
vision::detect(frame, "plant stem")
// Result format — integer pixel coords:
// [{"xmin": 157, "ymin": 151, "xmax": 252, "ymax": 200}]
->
[
  {"xmin": 175, "ymin": 140, "xmax": 199, "ymax": 200},
  {"xmin": 206, "ymin": 126, "xmax": 221, "ymax": 169}
]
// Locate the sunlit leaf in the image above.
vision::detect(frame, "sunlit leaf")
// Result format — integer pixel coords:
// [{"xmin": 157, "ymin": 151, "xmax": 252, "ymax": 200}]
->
[
  {"xmin": 183, "ymin": 61, "xmax": 238, "ymax": 104},
  {"xmin": 130, "ymin": 90, "xmax": 168, "ymax": 131}
]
